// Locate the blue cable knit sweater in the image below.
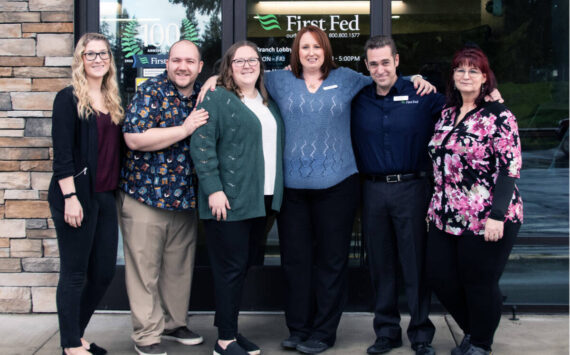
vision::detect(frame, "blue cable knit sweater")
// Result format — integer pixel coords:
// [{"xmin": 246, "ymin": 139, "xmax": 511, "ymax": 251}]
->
[{"xmin": 265, "ymin": 67, "xmax": 372, "ymax": 189}]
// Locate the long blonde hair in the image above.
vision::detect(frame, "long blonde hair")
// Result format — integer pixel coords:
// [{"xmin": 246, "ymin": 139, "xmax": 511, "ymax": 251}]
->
[{"xmin": 71, "ymin": 33, "xmax": 124, "ymax": 124}]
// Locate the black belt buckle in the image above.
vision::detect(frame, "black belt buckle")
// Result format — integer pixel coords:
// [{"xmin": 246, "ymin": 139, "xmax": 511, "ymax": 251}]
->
[{"xmin": 386, "ymin": 174, "xmax": 401, "ymax": 183}]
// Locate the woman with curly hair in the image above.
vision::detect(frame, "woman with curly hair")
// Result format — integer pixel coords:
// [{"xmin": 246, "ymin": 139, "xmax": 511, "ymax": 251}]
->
[{"xmin": 48, "ymin": 32, "xmax": 124, "ymax": 355}]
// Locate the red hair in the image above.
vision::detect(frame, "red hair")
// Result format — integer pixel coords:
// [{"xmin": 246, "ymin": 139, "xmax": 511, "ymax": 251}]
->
[
  {"xmin": 446, "ymin": 47, "xmax": 497, "ymax": 108},
  {"xmin": 290, "ymin": 25, "xmax": 337, "ymax": 79}
]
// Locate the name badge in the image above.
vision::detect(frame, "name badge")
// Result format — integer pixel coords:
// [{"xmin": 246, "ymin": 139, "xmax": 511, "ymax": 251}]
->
[
  {"xmin": 323, "ymin": 85, "xmax": 338, "ymax": 90},
  {"xmin": 394, "ymin": 95, "xmax": 408, "ymax": 101}
]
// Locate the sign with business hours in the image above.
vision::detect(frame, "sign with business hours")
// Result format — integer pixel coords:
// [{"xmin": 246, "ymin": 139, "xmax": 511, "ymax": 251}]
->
[{"xmin": 248, "ymin": 13, "xmax": 370, "ymax": 71}]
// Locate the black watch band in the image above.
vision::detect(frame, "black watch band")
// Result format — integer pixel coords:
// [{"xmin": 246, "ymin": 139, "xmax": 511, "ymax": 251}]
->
[{"xmin": 63, "ymin": 192, "xmax": 77, "ymax": 199}]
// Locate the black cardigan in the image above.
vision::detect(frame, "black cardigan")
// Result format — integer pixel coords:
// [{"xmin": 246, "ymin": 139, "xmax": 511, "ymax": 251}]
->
[{"xmin": 48, "ymin": 86, "xmax": 99, "ymax": 215}]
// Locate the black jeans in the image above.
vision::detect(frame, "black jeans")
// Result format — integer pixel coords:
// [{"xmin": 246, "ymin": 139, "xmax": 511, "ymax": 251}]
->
[
  {"xmin": 51, "ymin": 191, "xmax": 118, "ymax": 348},
  {"xmin": 204, "ymin": 214, "xmax": 267, "ymax": 340},
  {"xmin": 362, "ymin": 177, "xmax": 435, "ymax": 345},
  {"xmin": 277, "ymin": 174, "xmax": 359, "ymax": 346},
  {"xmin": 426, "ymin": 221, "xmax": 519, "ymax": 351}
]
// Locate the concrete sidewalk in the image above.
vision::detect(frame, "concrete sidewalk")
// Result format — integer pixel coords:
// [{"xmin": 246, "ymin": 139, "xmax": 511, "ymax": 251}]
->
[{"xmin": 0, "ymin": 313, "xmax": 567, "ymax": 355}]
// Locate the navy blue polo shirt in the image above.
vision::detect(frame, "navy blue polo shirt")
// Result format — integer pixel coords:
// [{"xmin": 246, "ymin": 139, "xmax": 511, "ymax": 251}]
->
[{"xmin": 351, "ymin": 76, "xmax": 445, "ymax": 175}]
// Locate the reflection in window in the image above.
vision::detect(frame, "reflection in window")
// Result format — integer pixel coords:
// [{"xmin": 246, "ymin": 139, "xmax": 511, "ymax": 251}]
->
[
  {"xmin": 247, "ymin": 0, "xmax": 370, "ymax": 72},
  {"xmin": 100, "ymin": 0, "xmax": 222, "ymax": 104}
]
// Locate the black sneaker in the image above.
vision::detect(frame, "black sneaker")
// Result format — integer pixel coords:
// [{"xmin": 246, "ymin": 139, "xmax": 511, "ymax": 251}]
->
[
  {"xmin": 236, "ymin": 334, "xmax": 260, "ymax": 355},
  {"xmin": 366, "ymin": 337, "xmax": 403, "ymax": 354},
  {"xmin": 134, "ymin": 343, "xmax": 167, "ymax": 355},
  {"xmin": 414, "ymin": 342, "xmax": 435, "ymax": 355},
  {"xmin": 281, "ymin": 335, "xmax": 306, "ymax": 350},
  {"xmin": 451, "ymin": 334, "xmax": 471, "ymax": 355},
  {"xmin": 162, "ymin": 326, "xmax": 204, "ymax": 345},
  {"xmin": 296, "ymin": 339, "xmax": 330, "ymax": 354},
  {"xmin": 213, "ymin": 341, "xmax": 249, "ymax": 355}
]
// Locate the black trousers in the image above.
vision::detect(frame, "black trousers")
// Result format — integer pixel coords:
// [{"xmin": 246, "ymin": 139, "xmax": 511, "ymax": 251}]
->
[
  {"xmin": 277, "ymin": 174, "xmax": 359, "ymax": 346},
  {"xmin": 426, "ymin": 221, "xmax": 519, "ymax": 351},
  {"xmin": 204, "ymin": 208, "xmax": 268, "ymax": 340},
  {"xmin": 51, "ymin": 191, "xmax": 118, "ymax": 348},
  {"xmin": 362, "ymin": 177, "xmax": 435, "ymax": 345}
]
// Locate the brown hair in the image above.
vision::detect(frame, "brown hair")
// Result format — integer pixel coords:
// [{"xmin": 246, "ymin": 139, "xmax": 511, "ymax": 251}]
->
[
  {"xmin": 290, "ymin": 25, "xmax": 337, "ymax": 80},
  {"xmin": 217, "ymin": 41, "xmax": 269, "ymax": 105},
  {"xmin": 364, "ymin": 35, "xmax": 398, "ymax": 57}
]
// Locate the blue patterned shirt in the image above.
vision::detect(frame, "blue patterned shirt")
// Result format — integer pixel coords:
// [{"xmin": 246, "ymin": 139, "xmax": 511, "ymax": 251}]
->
[{"xmin": 119, "ymin": 71, "xmax": 201, "ymax": 210}]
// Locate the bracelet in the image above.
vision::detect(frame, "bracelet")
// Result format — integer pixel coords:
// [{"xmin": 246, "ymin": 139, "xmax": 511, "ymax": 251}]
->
[{"xmin": 63, "ymin": 192, "xmax": 77, "ymax": 199}]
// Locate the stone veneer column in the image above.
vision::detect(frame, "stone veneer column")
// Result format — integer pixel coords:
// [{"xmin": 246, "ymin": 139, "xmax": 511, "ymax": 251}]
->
[{"xmin": 0, "ymin": 0, "xmax": 73, "ymax": 313}]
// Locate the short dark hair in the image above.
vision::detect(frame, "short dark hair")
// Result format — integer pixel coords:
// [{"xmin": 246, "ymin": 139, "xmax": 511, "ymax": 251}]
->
[
  {"xmin": 290, "ymin": 25, "xmax": 337, "ymax": 80},
  {"xmin": 364, "ymin": 35, "xmax": 398, "ymax": 57},
  {"xmin": 446, "ymin": 47, "xmax": 497, "ymax": 108},
  {"xmin": 168, "ymin": 39, "xmax": 202, "ymax": 60}
]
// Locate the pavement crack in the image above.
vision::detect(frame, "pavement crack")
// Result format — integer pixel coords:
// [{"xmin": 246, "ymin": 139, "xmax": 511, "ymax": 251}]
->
[{"xmin": 32, "ymin": 328, "xmax": 59, "ymax": 355}]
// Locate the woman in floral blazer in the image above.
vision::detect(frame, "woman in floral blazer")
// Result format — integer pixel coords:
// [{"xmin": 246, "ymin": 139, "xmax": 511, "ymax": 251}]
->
[{"xmin": 425, "ymin": 47, "xmax": 523, "ymax": 355}]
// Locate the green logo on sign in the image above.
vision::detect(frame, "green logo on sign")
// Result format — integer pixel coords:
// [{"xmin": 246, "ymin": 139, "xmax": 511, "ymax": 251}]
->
[
  {"xmin": 121, "ymin": 20, "xmax": 143, "ymax": 58},
  {"xmin": 256, "ymin": 14, "xmax": 281, "ymax": 30},
  {"xmin": 181, "ymin": 19, "xmax": 199, "ymax": 42}
]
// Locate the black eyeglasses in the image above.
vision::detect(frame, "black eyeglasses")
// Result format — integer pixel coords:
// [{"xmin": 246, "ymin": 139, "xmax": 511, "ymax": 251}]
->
[
  {"xmin": 83, "ymin": 51, "xmax": 110, "ymax": 61},
  {"xmin": 232, "ymin": 58, "xmax": 260, "ymax": 67}
]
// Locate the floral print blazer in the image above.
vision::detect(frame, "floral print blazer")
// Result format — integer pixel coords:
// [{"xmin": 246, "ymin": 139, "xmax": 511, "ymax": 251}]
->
[{"xmin": 427, "ymin": 101, "xmax": 523, "ymax": 236}]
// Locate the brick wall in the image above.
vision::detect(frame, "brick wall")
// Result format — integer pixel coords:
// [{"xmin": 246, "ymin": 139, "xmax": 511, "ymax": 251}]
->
[{"xmin": 0, "ymin": 0, "xmax": 73, "ymax": 313}]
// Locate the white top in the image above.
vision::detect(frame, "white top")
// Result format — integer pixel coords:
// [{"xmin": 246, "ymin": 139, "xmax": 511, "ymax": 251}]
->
[{"xmin": 242, "ymin": 91, "xmax": 278, "ymax": 195}]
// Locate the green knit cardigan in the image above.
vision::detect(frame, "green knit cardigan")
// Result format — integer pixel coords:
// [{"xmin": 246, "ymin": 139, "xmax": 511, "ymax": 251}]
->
[{"xmin": 190, "ymin": 87, "xmax": 284, "ymax": 221}]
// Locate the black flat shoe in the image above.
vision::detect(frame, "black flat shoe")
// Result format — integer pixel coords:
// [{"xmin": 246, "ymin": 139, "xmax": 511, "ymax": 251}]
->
[{"xmin": 87, "ymin": 343, "xmax": 107, "ymax": 355}]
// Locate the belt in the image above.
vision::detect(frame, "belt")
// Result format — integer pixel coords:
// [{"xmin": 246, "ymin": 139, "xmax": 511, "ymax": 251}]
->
[{"xmin": 363, "ymin": 171, "xmax": 427, "ymax": 183}]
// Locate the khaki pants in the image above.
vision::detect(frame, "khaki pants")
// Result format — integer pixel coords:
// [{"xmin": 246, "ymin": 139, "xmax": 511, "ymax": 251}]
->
[{"xmin": 118, "ymin": 191, "xmax": 197, "ymax": 346}]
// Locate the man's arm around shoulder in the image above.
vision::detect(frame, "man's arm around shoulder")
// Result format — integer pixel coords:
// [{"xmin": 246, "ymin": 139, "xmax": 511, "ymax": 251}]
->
[{"xmin": 123, "ymin": 90, "xmax": 209, "ymax": 152}]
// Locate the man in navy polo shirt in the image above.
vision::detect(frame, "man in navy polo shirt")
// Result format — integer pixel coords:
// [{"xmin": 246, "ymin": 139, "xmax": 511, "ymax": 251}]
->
[{"xmin": 351, "ymin": 36, "xmax": 444, "ymax": 355}]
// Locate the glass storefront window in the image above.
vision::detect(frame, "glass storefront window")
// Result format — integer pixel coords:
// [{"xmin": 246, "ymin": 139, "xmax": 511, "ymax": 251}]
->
[
  {"xmin": 392, "ymin": 0, "xmax": 569, "ymax": 306},
  {"xmin": 100, "ymin": 0, "xmax": 222, "ymax": 105},
  {"xmin": 247, "ymin": 0, "xmax": 370, "ymax": 72}
]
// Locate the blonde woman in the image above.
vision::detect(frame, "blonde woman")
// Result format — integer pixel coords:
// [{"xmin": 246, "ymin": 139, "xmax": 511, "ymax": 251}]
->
[{"xmin": 47, "ymin": 33, "xmax": 124, "ymax": 355}]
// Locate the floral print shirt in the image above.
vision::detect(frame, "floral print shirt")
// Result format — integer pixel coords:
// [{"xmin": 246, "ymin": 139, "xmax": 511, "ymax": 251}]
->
[
  {"xmin": 427, "ymin": 102, "xmax": 523, "ymax": 236},
  {"xmin": 119, "ymin": 71, "xmax": 201, "ymax": 210}
]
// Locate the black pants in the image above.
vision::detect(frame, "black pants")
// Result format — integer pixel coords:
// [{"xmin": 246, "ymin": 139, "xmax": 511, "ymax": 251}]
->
[
  {"xmin": 204, "ymin": 198, "xmax": 271, "ymax": 340},
  {"xmin": 362, "ymin": 177, "xmax": 435, "ymax": 345},
  {"xmin": 51, "ymin": 191, "xmax": 118, "ymax": 348},
  {"xmin": 277, "ymin": 174, "xmax": 359, "ymax": 346},
  {"xmin": 426, "ymin": 221, "xmax": 519, "ymax": 351}
]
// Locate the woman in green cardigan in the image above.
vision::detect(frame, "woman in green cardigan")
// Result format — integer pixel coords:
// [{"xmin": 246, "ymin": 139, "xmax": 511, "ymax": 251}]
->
[{"xmin": 190, "ymin": 41, "xmax": 284, "ymax": 355}]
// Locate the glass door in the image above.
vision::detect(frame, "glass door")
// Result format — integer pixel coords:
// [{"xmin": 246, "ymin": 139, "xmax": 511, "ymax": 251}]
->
[{"xmin": 246, "ymin": 0, "xmax": 371, "ymax": 72}]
